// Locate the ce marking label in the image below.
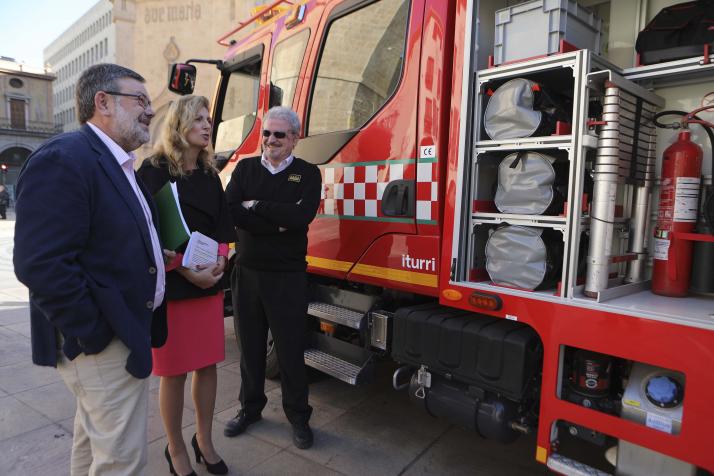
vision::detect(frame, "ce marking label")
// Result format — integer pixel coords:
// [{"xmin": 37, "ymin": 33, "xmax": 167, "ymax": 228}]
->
[{"xmin": 420, "ymin": 145, "xmax": 435, "ymax": 159}]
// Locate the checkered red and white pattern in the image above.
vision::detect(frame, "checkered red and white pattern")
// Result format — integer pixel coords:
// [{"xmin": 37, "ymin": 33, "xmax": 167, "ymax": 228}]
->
[{"xmin": 318, "ymin": 160, "xmax": 438, "ymax": 222}]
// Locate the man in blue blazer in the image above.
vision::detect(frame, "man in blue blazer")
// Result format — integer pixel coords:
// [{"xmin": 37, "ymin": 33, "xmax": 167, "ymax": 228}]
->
[{"xmin": 14, "ymin": 64, "xmax": 167, "ymax": 475}]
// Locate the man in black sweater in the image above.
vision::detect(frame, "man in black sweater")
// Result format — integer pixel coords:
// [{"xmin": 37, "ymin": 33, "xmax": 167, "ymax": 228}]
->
[{"xmin": 224, "ymin": 106, "xmax": 321, "ymax": 449}]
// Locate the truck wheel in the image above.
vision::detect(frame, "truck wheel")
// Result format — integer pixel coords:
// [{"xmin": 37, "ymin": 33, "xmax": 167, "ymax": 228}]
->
[{"xmin": 232, "ymin": 313, "xmax": 280, "ymax": 379}]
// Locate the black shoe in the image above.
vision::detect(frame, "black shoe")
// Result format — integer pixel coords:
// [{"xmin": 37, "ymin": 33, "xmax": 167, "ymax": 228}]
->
[
  {"xmin": 224, "ymin": 409, "xmax": 261, "ymax": 437},
  {"xmin": 164, "ymin": 444, "xmax": 197, "ymax": 476},
  {"xmin": 191, "ymin": 434, "xmax": 228, "ymax": 475},
  {"xmin": 292, "ymin": 423, "xmax": 313, "ymax": 449}
]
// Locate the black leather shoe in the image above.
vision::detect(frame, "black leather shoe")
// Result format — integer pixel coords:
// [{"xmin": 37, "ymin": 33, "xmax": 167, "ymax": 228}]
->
[
  {"xmin": 224, "ymin": 410, "xmax": 261, "ymax": 437},
  {"xmin": 292, "ymin": 423, "xmax": 313, "ymax": 449}
]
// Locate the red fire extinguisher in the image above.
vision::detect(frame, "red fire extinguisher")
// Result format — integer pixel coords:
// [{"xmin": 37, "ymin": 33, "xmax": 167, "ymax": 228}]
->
[{"xmin": 652, "ymin": 129, "xmax": 703, "ymax": 297}]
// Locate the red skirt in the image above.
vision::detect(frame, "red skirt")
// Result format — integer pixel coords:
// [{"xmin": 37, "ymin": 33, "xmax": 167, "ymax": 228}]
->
[{"xmin": 152, "ymin": 292, "xmax": 225, "ymax": 376}]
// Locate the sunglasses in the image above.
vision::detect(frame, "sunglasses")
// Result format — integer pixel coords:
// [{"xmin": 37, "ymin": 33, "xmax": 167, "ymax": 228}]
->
[{"xmin": 262, "ymin": 129, "xmax": 289, "ymax": 139}]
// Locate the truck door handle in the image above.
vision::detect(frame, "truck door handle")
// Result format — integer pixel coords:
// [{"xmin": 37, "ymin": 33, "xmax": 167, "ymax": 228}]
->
[{"xmin": 381, "ymin": 179, "xmax": 415, "ymax": 217}]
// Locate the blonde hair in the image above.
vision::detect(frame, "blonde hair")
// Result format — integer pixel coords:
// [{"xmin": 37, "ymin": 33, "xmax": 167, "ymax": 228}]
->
[{"xmin": 151, "ymin": 95, "xmax": 217, "ymax": 177}]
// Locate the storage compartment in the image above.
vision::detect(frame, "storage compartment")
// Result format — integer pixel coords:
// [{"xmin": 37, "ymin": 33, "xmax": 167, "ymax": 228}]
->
[
  {"xmin": 495, "ymin": 151, "xmax": 569, "ymax": 215},
  {"xmin": 493, "ymin": 0, "xmax": 602, "ymax": 66},
  {"xmin": 478, "ymin": 68, "xmax": 575, "ymax": 142},
  {"xmin": 485, "ymin": 225, "xmax": 564, "ymax": 290},
  {"xmin": 558, "ymin": 345, "xmax": 687, "ymax": 436},
  {"xmin": 472, "ymin": 149, "xmax": 572, "ymax": 217},
  {"xmin": 392, "ymin": 303, "xmax": 542, "ymax": 401},
  {"xmin": 470, "ymin": 222, "xmax": 568, "ymax": 292}
]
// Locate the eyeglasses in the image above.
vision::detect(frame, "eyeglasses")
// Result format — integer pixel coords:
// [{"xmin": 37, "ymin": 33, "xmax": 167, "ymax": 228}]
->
[
  {"xmin": 103, "ymin": 91, "xmax": 152, "ymax": 109},
  {"xmin": 262, "ymin": 129, "xmax": 289, "ymax": 139}
]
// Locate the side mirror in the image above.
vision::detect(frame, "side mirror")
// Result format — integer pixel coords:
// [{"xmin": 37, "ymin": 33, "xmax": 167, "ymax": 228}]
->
[
  {"xmin": 168, "ymin": 63, "xmax": 197, "ymax": 95},
  {"xmin": 269, "ymin": 82, "xmax": 284, "ymax": 108}
]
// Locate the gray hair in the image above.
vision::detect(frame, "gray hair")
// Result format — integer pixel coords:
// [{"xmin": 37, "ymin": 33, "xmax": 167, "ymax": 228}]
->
[
  {"xmin": 264, "ymin": 106, "xmax": 301, "ymax": 134},
  {"xmin": 76, "ymin": 63, "xmax": 145, "ymax": 124}
]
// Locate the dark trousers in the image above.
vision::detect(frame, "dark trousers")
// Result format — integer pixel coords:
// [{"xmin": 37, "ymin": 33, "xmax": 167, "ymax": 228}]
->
[
  {"xmin": 233, "ymin": 265, "xmax": 312, "ymax": 425},
  {"xmin": 0, "ymin": 205, "xmax": 5, "ymax": 219}
]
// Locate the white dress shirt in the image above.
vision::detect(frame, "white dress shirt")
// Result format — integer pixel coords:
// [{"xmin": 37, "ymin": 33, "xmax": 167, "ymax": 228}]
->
[
  {"xmin": 261, "ymin": 154, "xmax": 294, "ymax": 175},
  {"xmin": 87, "ymin": 122, "xmax": 165, "ymax": 309}
]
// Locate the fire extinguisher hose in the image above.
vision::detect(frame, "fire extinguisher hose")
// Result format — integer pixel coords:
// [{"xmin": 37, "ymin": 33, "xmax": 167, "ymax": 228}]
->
[{"xmin": 652, "ymin": 110, "xmax": 714, "ymax": 235}]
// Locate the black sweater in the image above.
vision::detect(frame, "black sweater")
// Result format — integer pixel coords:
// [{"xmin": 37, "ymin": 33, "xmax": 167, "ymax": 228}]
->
[{"xmin": 225, "ymin": 156, "xmax": 321, "ymax": 271}]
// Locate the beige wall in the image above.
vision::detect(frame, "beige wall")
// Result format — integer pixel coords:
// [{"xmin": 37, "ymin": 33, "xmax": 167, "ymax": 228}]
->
[
  {"xmin": 0, "ymin": 68, "xmax": 55, "ymax": 125},
  {"xmin": 128, "ymin": 0, "xmax": 260, "ymax": 156}
]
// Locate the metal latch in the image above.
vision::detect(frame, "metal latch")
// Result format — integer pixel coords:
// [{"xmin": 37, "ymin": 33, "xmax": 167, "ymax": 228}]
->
[{"xmin": 414, "ymin": 365, "xmax": 432, "ymax": 399}]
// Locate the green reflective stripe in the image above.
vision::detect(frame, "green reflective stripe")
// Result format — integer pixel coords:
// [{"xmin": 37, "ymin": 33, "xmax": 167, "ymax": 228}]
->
[
  {"xmin": 317, "ymin": 157, "xmax": 439, "ymax": 168},
  {"xmin": 315, "ymin": 214, "xmax": 413, "ymax": 223},
  {"xmin": 315, "ymin": 215, "xmax": 438, "ymax": 225},
  {"xmin": 319, "ymin": 158, "xmax": 416, "ymax": 168}
]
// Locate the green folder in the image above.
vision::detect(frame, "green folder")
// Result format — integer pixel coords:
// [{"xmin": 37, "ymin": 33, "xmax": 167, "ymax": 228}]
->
[{"xmin": 153, "ymin": 181, "xmax": 190, "ymax": 250}]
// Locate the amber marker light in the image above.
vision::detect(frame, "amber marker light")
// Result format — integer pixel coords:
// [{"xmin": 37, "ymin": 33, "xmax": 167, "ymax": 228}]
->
[
  {"xmin": 468, "ymin": 291, "xmax": 502, "ymax": 311},
  {"xmin": 441, "ymin": 289, "xmax": 463, "ymax": 301},
  {"xmin": 320, "ymin": 322, "xmax": 335, "ymax": 335}
]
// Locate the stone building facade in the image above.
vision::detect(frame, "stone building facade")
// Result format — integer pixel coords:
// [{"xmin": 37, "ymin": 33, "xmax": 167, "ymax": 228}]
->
[
  {"xmin": 44, "ymin": 0, "xmax": 115, "ymax": 133},
  {"xmin": 44, "ymin": 0, "xmax": 262, "ymax": 157},
  {"xmin": 0, "ymin": 58, "xmax": 58, "ymax": 194}
]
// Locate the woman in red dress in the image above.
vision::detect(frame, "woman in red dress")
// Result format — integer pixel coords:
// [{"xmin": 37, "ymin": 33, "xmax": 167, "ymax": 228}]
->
[{"xmin": 138, "ymin": 95, "xmax": 234, "ymax": 476}]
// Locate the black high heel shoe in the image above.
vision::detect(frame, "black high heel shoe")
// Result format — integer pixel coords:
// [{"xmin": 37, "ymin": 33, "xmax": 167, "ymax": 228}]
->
[
  {"xmin": 191, "ymin": 434, "xmax": 228, "ymax": 475},
  {"xmin": 164, "ymin": 444, "xmax": 197, "ymax": 476}
]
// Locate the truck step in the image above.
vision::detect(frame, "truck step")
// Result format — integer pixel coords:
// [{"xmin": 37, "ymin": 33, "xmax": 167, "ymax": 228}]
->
[
  {"xmin": 308, "ymin": 302, "xmax": 364, "ymax": 330},
  {"xmin": 304, "ymin": 348, "xmax": 364, "ymax": 385},
  {"xmin": 546, "ymin": 453, "xmax": 611, "ymax": 476}
]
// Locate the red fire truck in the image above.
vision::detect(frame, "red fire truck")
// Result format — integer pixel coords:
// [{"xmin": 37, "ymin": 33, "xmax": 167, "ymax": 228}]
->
[{"xmin": 168, "ymin": 0, "xmax": 714, "ymax": 474}]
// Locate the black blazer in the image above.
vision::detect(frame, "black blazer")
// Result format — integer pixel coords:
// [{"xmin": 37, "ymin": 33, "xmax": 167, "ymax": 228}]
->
[
  {"xmin": 137, "ymin": 157, "xmax": 235, "ymax": 300},
  {"xmin": 13, "ymin": 125, "xmax": 167, "ymax": 379}
]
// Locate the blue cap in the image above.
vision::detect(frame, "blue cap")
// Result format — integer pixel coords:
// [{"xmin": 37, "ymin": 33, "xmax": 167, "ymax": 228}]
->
[{"xmin": 646, "ymin": 376, "xmax": 679, "ymax": 405}]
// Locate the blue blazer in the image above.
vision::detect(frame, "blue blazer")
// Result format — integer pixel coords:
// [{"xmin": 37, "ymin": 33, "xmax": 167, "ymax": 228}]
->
[{"xmin": 13, "ymin": 124, "xmax": 167, "ymax": 379}]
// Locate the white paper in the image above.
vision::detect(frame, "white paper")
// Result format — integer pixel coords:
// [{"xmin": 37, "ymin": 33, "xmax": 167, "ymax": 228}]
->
[
  {"xmin": 653, "ymin": 238, "xmax": 670, "ymax": 260},
  {"xmin": 673, "ymin": 177, "xmax": 700, "ymax": 222},
  {"xmin": 182, "ymin": 231, "xmax": 218, "ymax": 270},
  {"xmin": 646, "ymin": 412, "xmax": 673, "ymax": 434}
]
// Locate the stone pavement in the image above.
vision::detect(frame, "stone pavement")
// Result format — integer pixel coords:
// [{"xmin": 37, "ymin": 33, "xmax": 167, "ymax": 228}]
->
[{"xmin": 0, "ymin": 211, "xmax": 545, "ymax": 475}]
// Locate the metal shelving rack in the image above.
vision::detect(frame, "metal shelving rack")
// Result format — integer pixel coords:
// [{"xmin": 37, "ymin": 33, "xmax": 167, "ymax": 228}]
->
[
  {"xmin": 456, "ymin": 48, "xmax": 714, "ymax": 329},
  {"xmin": 467, "ymin": 51, "xmax": 594, "ymax": 298}
]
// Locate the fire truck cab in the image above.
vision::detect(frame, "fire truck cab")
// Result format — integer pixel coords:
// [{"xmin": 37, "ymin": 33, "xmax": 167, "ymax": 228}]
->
[{"xmin": 168, "ymin": 0, "xmax": 714, "ymax": 474}]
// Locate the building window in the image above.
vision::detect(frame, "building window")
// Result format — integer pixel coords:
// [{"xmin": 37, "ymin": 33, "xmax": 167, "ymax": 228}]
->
[
  {"xmin": 307, "ymin": 0, "xmax": 409, "ymax": 136},
  {"xmin": 9, "ymin": 78, "xmax": 24, "ymax": 88},
  {"xmin": 10, "ymin": 99, "xmax": 26, "ymax": 129}
]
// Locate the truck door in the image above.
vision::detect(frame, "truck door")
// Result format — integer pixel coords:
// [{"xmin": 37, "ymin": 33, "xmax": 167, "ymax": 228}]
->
[
  {"xmin": 215, "ymin": 35, "xmax": 272, "ymax": 182},
  {"xmin": 294, "ymin": 0, "xmax": 423, "ymax": 282}
]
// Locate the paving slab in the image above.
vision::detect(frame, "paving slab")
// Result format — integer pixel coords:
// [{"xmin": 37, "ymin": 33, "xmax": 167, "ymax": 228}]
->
[
  {"xmin": 0, "ymin": 359, "xmax": 62, "ymax": 395},
  {"xmin": 13, "ymin": 381, "xmax": 76, "ymax": 422},
  {"xmin": 0, "ymin": 307, "xmax": 30, "ymax": 326},
  {"xmin": 0, "ymin": 423, "xmax": 72, "ymax": 476},
  {"xmin": 4, "ymin": 320, "xmax": 31, "ymax": 338},
  {"xmin": 246, "ymin": 448, "xmax": 345, "ymax": 476},
  {"xmin": 402, "ymin": 425, "xmax": 546, "ymax": 476},
  {"xmin": 215, "ymin": 385, "xmax": 349, "ymax": 451},
  {"xmin": 147, "ymin": 421, "xmax": 283, "ymax": 476},
  {"xmin": 57, "ymin": 416, "xmax": 75, "ymax": 436},
  {"xmin": 0, "ymin": 326, "xmax": 31, "ymax": 367},
  {"xmin": 292, "ymin": 387, "xmax": 451, "ymax": 476},
  {"xmin": 0, "ymin": 395, "xmax": 54, "ymax": 441}
]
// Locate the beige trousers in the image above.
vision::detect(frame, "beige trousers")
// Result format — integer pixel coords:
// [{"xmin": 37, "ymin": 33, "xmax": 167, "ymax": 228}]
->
[{"xmin": 57, "ymin": 338, "xmax": 149, "ymax": 476}]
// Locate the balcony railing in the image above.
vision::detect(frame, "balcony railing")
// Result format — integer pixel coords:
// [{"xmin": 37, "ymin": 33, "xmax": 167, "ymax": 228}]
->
[{"xmin": 0, "ymin": 119, "xmax": 63, "ymax": 135}]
